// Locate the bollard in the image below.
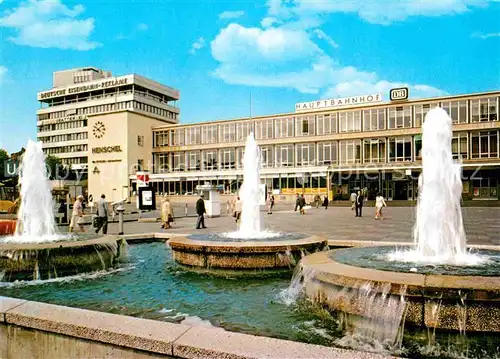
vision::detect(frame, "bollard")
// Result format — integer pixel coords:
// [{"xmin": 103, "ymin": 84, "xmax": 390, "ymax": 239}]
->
[
  {"xmin": 185, "ymin": 202, "xmax": 188, "ymax": 217},
  {"xmin": 116, "ymin": 203, "xmax": 125, "ymax": 235}
]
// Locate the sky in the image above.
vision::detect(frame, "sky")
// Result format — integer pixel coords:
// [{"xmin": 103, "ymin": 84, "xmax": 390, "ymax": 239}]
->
[{"xmin": 0, "ymin": 0, "xmax": 499, "ymax": 153}]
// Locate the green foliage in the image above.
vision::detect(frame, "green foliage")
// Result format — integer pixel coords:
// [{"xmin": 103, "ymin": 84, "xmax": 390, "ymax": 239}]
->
[
  {"xmin": 0, "ymin": 149, "xmax": 9, "ymax": 180},
  {"xmin": 45, "ymin": 155, "xmax": 64, "ymax": 180}
]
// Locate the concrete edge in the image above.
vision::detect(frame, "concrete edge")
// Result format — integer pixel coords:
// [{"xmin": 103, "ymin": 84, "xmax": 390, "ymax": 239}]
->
[
  {"xmin": 327, "ymin": 239, "xmax": 500, "ymax": 251},
  {"xmin": 0, "ymin": 296, "xmax": 399, "ymax": 358}
]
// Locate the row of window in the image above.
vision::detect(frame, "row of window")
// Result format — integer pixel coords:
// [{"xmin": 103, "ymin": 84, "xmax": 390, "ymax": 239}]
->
[
  {"xmin": 153, "ymin": 97, "xmax": 498, "ymax": 146},
  {"xmin": 39, "ymin": 132, "xmax": 88, "ymax": 143},
  {"xmin": 38, "ymin": 120, "xmax": 88, "ymax": 132},
  {"xmin": 44, "ymin": 144, "xmax": 88, "ymax": 155},
  {"xmin": 153, "ymin": 130, "xmax": 499, "ymax": 172},
  {"xmin": 60, "ymin": 157, "xmax": 88, "ymax": 165}
]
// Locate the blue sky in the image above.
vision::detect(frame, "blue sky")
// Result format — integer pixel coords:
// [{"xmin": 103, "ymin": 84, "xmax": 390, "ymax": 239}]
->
[{"xmin": 0, "ymin": 0, "xmax": 499, "ymax": 153}]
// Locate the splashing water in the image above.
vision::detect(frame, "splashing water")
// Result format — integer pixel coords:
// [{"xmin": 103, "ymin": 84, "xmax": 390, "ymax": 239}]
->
[
  {"xmin": 388, "ymin": 108, "xmax": 486, "ymax": 265},
  {"xmin": 3, "ymin": 140, "xmax": 65, "ymax": 242}
]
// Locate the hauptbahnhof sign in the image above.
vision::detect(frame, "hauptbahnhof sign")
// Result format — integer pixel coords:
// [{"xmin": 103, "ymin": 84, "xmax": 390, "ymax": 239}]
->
[{"xmin": 295, "ymin": 93, "xmax": 382, "ymax": 112}]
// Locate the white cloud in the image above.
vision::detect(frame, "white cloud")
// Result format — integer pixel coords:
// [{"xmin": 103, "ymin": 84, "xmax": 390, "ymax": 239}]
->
[
  {"xmin": 190, "ymin": 37, "xmax": 206, "ymax": 54},
  {"xmin": 472, "ymin": 31, "xmax": 500, "ymax": 39},
  {"xmin": 312, "ymin": 29, "xmax": 339, "ymax": 48},
  {"xmin": 0, "ymin": 0, "xmax": 99, "ymax": 50},
  {"xmin": 261, "ymin": 17, "xmax": 280, "ymax": 28},
  {"xmin": 211, "ymin": 23, "xmax": 446, "ymax": 98},
  {"xmin": 0, "ymin": 66, "xmax": 7, "ymax": 82},
  {"xmin": 137, "ymin": 23, "xmax": 148, "ymax": 31},
  {"xmin": 218, "ymin": 10, "xmax": 244, "ymax": 20},
  {"xmin": 275, "ymin": 0, "xmax": 489, "ymax": 25}
]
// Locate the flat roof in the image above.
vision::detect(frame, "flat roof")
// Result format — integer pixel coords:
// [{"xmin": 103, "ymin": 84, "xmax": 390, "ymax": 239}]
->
[{"xmin": 152, "ymin": 89, "xmax": 500, "ymax": 131}]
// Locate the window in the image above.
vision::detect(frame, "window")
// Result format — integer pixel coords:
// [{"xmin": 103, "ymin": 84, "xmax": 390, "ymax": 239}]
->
[
  {"xmin": 275, "ymin": 117, "xmax": 294, "ymax": 138},
  {"xmin": 276, "ymin": 144, "xmax": 294, "ymax": 167},
  {"xmin": 172, "ymin": 129, "xmax": 185, "ymax": 146},
  {"xmin": 155, "ymin": 153, "xmax": 169, "ymax": 173},
  {"xmin": 338, "ymin": 111, "xmax": 361, "ymax": 133},
  {"xmin": 317, "ymin": 142, "xmax": 338, "ymax": 165},
  {"xmin": 388, "ymin": 106, "xmax": 412, "ymax": 129},
  {"xmin": 202, "ymin": 150, "xmax": 218, "ymax": 170},
  {"xmin": 260, "ymin": 146, "xmax": 273, "ymax": 167},
  {"xmin": 137, "ymin": 159, "xmax": 144, "ymax": 171},
  {"xmin": 219, "ymin": 123, "xmax": 236, "ymax": 142},
  {"xmin": 471, "ymin": 97, "xmax": 498, "ymax": 122},
  {"xmin": 137, "ymin": 135, "xmax": 145, "ymax": 146},
  {"xmin": 414, "ymin": 103, "xmax": 440, "ymax": 127},
  {"xmin": 221, "ymin": 149, "xmax": 236, "ymax": 169},
  {"xmin": 452, "ymin": 132, "xmax": 468, "ymax": 160},
  {"xmin": 296, "ymin": 143, "xmax": 316, "ymax": 166},
  {"xmin": 317, "ymin": 113, "xmax": 337, "ymax": 135},
  {"xmin": 363, "ymin": 109, "xmax": 386, "ymax": 131},
  {"xmin": 363, "ymin": 138, "xmax": 386, "ymax": 163},
  {"xmin": 186, "ymin": 127, "xmax": 201, "ymax": 145},
  {"xmin": 339, "ymin": 140, "xmax": 361, "ymax": 164},
  {"xmin": 442, "ymin": 100, "xmax": 467, "ymax": 124},
  {"xmin": 236, "ymin": 121, "xmax": 252, "ymax": 142},
  {"xmin": 172, "ymin": 152, "xmax": 185, "ymax": 171},
  {"xmin": 388, "ymin": 137, "xmax": 413, "ymax": 162},
  {"xmin": 154, "ymin": 131, "xmax": 169, "ymax": 147},
  {"xmin": 202, "ymin": 125, "xmax": 218, "ymax": 144},
  {"xmin": 296, "ymin": 115, "xmax": 315, "ymax": 136},
  {"xmin": 188, "ymin": 151, "xmax": 201, "ymax": 170},
  {"xmin": 471, "ymin": 131, "xmax": 499, "ymax": 158},
  {"xmin": 255, "ymin": 119, "xmax": 274, "ymax": 140}
]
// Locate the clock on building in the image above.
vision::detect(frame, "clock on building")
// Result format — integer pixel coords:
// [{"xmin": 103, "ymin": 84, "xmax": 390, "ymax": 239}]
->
[{"xmin": 93, "ymin": 121, "xmax": 106, "ymax": 139}]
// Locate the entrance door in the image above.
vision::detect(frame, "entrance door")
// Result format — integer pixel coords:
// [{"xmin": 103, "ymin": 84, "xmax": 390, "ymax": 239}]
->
[{"xmin": 394, "ymin": 181, "xmax": 408, "ymax": 200}]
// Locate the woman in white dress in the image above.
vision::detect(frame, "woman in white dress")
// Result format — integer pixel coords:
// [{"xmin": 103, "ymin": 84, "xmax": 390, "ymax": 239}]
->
[{"xmin": 374, "ymin": 193, "xmax": 387, "ymax": 220}]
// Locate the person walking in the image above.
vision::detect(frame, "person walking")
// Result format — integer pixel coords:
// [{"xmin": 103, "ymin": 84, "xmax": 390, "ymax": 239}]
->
[
  {"xmin": 299, "ymin": 194, "xmax": 306, "ymax": 215},
  {"xmin": 196, "ymin": 194, "xmax": 207, "ymax": 229},
  {"xmin": 95, "ymin": 194, "xmax": 109, "ymax": 234},
  {"xmin": 355, "ymin": 190, "xmax": 365, "ymax": 217},
  {"xmin": 323, "ymin": 195, "xmax": 329, "ymax": 210},
  {"xmin": 161, "ymin": 196, "xmax": 174, "ymax": 229},
  {"xmin": 314, "ymin": 194, "xmax": 321, "ymax": 209},
  {"xmin": 268, "ymin": 194, "xmax": 275, "ymax": 214},
  {"xmin": 374, "ymin": 193, "xmax": 387, "ymax": 220},
  {"xmin": 294, "ymin": 194, "xmax": 300, "ymax": 212},
  {"xmin": 234, "ymin": 196, "xmax": 242, "ymax": 223},
  {"xmin": 69, "ymin": 195, "xmax": 85, "ymax": 233},
  {"xmin": 350, "ymin": 191, "xmax": 357, "ymax": 211}
]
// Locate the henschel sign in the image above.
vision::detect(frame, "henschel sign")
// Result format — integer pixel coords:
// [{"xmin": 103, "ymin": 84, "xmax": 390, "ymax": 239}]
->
[{"xmin": 295, "ymin": 94, "xmax": 382, "ymax": 112}]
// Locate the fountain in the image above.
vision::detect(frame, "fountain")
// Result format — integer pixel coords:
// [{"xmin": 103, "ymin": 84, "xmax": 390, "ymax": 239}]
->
[
  {"xmin": 291, "ymin": 108, "xmax": 500, "ymax": 350},
  {"xmin": 168, "ymin": 133, "xmax": 327, "ymax": 273},
  {"xmin": 0, "ymin": 140, "xmax": 126, "ymax": 281}
]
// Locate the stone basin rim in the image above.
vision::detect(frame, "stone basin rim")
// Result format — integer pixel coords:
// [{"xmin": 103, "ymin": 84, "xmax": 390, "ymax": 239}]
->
[
  {"xmin": 301, "ymin": 249, "xmax": 500, "ymax": 292},
  {"xmin": 0, "ymin": 235, "xmax": 122, "ymax": 251},
  {"xmin": 167, "ymin": 235, "xmax": 328, "ymax": 249}
]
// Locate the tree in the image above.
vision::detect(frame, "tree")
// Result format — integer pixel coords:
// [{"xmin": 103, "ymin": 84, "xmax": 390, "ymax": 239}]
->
[{"xmin": 0, "ymin": 149, "xmax": 9, "ymax": 181}]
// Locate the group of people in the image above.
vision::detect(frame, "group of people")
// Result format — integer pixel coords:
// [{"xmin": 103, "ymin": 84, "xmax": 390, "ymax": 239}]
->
[
  {"xmin": 350, "ymin": 190, "xmax": 387, "ymax": 219},
  {"xmin": 68, "ymin": 194, "xmax": 109, "ymax": 234}
]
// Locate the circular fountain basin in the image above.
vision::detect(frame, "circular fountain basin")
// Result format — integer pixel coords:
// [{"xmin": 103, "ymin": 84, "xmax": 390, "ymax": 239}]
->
[
  {"xmin": 0, "ymin": 219, "xmax": 16, "ymax": 236},
  {"xmin": 0, "ymin": 234, "xmax": 127, "ymax": 282},
  {"xmin": 300, "ymin": 247, "xmax": 500, "ymax": 332},
  {"xmin": 167, "ymin": 233, "xmax": 328, "ymax": 273}
]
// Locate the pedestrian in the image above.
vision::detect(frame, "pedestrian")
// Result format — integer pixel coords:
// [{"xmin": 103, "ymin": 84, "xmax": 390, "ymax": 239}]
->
[
  {"xmin": 69, "ymin": 195, "xmax": 85, "ymax": 233},
  {"xmin": 350, "ymin": 191, "xmax": 357, "ymax": 211},
  {"xmin": 323, "ymin": 195, "xmax": 329, "ymax": 210},
  {"xmin": 268, "ymin": 194, "xmax": 275, "ymax": 214},
  {"xmin": 294, "ymin": 193, "xmax": 300, "ymax": 211},
  {"xmin": 95, "ymin": 194, "xmax": 108, "ymax": 234},
  {"xmin": 161, "ymin": 195, "xmax": 174, "ymax": 229},
  {"xmin": 355, "ymin": 190, "xmax": 365, "ymax": 217},
  {"xmin": 299, "ymin": 194, "xmax": 306, "ymax": 215},
  {"xmin": 196, "ymin": 193, "xmax": 207, "ymax": 229},
  {"xmin": 314, "ymin": 194, "xmax": 321, "ymax": 209},
  {"xmin": 234, "ymin": 196, "xmax": 242, "ymax": 223},
  {"xmin": 374, "ymin": 193, "xmax": 387, "ymax": 220}
]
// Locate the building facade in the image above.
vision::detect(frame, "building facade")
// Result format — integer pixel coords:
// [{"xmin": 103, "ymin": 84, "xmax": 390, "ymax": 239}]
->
[
  {"xmin": 37, "ymin": 67, "xmax": 180, "ymax": 201},
  {"xmin": 144, "ymin": 90, "xmax": 499, "ymax": 201}
]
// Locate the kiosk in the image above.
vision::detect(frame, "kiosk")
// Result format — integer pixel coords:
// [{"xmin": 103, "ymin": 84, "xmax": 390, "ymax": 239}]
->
[{"xmin": 196, "ymin": 184, "xmax": 220, "ymax": 218}]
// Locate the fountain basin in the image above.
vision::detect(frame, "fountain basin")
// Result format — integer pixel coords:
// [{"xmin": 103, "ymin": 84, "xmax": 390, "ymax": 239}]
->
[
  {"xmin": 168, "ymin": 234, "xmax": 328, "ymax": 272},
  {"xmin": 300, "ymin": 248, "xmax": 500, "ymax": 332},
  {"xmin": 0, "ymin": 235, "xmax": 127, "ymax": 281}
]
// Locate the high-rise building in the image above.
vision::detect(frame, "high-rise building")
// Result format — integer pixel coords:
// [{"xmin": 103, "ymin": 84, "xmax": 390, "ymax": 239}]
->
[{"xmin": 37, "ymin": 67, "xmax": 180, "ymax": 200}]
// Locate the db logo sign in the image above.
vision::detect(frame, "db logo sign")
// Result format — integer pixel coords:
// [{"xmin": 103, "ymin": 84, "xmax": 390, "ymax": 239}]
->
[{"xmin": 390, "ymin": 87, "xmax": 409, "ymax": 101}]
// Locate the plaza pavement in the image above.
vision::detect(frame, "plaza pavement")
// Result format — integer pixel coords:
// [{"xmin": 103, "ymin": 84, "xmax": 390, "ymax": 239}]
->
[{"xmin": 72, "ymin": 206, "xmax": 500, "ymax": 246}]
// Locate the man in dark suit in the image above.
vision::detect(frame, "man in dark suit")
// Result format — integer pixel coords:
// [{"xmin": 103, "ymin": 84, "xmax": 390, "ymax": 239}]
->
[
  {"xmin": 355, "ymin": 190, "xmax": 364, "ymax": 217},
  {"xmin": 196, "ymin": 194, "xmax": 207, "ymax": 229}
]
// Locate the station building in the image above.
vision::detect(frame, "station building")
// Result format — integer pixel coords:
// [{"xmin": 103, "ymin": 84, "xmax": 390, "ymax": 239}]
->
[
  {"xmin": 36, "ymin": 67, "xmax": 180, "ymax": 201},
  {"xmin": 143, "ymin": 89, "xmax": 500, "ymax": 201}
]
